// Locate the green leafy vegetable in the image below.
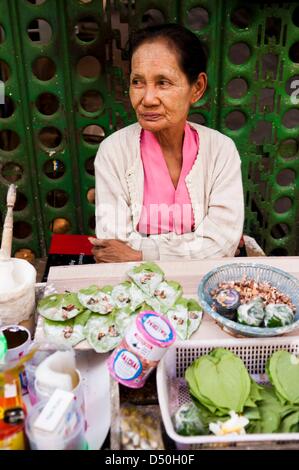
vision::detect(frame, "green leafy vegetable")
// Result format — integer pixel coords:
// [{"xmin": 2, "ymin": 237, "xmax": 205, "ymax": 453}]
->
[
  {"xmin": 244, "ymin": 379, "xmax": 263, "ymax": 408},
  {"xmin": 174, "ymin": 403, "xmax": 209, "ymax": 436},
  {"xmin": 185, "ymin": 348, "xmax": 251, "ymax": 415},
  {"xmin": 179, "ymin": 348, "xmax": 299, "ymax": 437},
  {"xmin": 266, "ymin": 350, "xmax": 299, "ymax": 405},
  {"xmin": 280, "ymin": 407, "xmax": 299, "ymax": 433},
  {"xmin": 256, "ymin": 386, "xmax": 284, "ymax": 433}
]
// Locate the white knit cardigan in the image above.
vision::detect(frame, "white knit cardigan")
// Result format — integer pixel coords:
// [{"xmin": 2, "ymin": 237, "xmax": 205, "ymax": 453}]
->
[{"xmin": 94, "ymin": 122, "xmax": 244, "ymax": 261}]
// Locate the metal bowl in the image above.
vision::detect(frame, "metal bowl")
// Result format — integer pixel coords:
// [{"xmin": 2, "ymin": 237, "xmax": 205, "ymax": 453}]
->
[{"xmin": 198, "ymin": 263, "xmax": 299, "ymax": 337}]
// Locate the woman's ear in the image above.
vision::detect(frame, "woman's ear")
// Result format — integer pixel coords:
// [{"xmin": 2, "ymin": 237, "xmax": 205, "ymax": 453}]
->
[{"xmin": 191, "ymin": 72, "xmax": 208, "ymax": 104}]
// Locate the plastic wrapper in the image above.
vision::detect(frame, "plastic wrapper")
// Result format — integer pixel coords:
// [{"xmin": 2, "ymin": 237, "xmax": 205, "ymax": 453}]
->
[{"xmin": 120, "ymin": 404, "xmax": 164, "ymax": 450}]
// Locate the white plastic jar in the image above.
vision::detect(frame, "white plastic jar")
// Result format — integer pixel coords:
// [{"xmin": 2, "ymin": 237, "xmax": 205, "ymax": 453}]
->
[{"xmin": 108, "ymin": 311, "xmax": 176, "ymax": 388}]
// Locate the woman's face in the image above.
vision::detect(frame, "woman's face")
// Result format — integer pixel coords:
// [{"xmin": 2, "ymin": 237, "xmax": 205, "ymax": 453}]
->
[{"xmin": 129, "ymin": 40, "xmax": 207, "ymax": 133}]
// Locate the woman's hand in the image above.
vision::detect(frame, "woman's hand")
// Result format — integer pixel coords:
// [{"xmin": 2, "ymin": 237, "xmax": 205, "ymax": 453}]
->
[{"xmin": 88, "ymin": 238, "xmax": 142, "ymax": 263}]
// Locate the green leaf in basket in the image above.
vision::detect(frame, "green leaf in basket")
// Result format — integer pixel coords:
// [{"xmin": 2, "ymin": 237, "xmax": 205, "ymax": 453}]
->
[
  {"xmin": 185, "ymin": 348, "xmax": 251, "ymax": 415},
  {"xmin": 244, "ymin": 379, "xmax": 263, "ymax": 408},
  {"xmin": 256, "ymin": 386, "xmax": 284, "ymax": 433},
  {"xmin": 266, "ymin": 350, "xmax": 299, "ymax": 405},
  {"xmin": 279, "ymin": 406, "xmax": 299, "ymax": 433},
  {"xmin": 232, "ymin": 386, "xmax": 284, "ymax": 434},
  {"xmin": 173, "ymin": 402, "xmax": 209, "ymax": 436},
  {"xmin": 243, "ymin": 406, "xmax": 261, "ymax": 422},
  {"xmin": 245, "ymin": 420, "xmax": 262, "ymax": 434}
]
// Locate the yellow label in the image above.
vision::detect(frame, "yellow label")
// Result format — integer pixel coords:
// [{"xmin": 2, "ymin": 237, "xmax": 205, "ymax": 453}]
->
[{"xmin": 0, "ymin": 430, "xmax": 25, "ymax": 450}]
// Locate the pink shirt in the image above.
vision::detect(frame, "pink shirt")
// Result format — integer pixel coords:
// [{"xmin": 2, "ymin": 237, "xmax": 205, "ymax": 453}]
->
[{"xmin": 137, "ymin": 123, "xmax": 199, "ymax": 235}]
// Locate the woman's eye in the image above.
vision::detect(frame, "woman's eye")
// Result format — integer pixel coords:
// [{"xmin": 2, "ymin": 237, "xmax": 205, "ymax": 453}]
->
[
  {"xmin": 131, "ymin": 79, "xmax": 143, "ymax": 86},
  {"xmin": 158, "ymin": 80, "xmax": 170, "ymax": 87}
]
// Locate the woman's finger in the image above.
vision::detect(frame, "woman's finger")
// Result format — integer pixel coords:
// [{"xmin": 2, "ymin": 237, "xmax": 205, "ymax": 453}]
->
[
  {"xmin": 93, "ymin": 247, "xmax": 106, "ymax": 261},
  {"xmin": 88, "ymin": 237, "xmax": 108, "ymax": 247},
  {"xmin": 94, "ymin": 255, "xmax": 104, "ymax": 263},
  {"xmin": 91, "ymin": 246, "xmax": 98, "ymax": 256},
  {"xmin": 91, "ymin": 246, "xmax": 104, "ymax": 255}
]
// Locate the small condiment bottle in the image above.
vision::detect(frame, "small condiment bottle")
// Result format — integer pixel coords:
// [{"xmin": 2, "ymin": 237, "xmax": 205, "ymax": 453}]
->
[{"xmin": 214, "ymin": 288, "xmax": 240, "ymax": 320}]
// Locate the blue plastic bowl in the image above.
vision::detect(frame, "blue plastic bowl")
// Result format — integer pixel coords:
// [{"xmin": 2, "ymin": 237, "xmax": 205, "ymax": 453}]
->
[{"xmin": 198, "ymin": 263, "xmax": 299, "ymax": 337}]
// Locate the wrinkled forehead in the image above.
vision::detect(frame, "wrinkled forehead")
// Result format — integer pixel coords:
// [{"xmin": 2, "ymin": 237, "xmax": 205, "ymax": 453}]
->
[{"xmin": 130, "ymin": 38, "xmax": 184, "ymax": 78}]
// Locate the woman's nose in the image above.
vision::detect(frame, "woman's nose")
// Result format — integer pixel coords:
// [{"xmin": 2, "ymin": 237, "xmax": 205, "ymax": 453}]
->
[{"xmin": 142, "ymin": 85, "xmax": 160, "ymax": 106}]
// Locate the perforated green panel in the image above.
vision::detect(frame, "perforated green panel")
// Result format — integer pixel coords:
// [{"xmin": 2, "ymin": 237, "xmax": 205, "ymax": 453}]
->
[
  {"xmin": 0, "ymin": 0, "xmax": 298, "ymax": 257},
  {"xmin": 216, "ymin": 1, "xmax": 299, "ymax": 256},
  {"xmin": 0, "ymin": 0, "xmax": 46, "ymax": 255}
]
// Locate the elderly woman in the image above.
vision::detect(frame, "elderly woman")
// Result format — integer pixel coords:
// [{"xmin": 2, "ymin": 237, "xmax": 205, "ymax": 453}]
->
[{"xmin": 90, "ymin": 24, "xmax": 244, "ymax": 263}]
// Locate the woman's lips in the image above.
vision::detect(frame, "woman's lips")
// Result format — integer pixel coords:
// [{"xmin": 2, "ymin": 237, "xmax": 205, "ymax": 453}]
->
[{"xmin": 140, "ymin": 113, "xmax": 163, "ymax": 121}]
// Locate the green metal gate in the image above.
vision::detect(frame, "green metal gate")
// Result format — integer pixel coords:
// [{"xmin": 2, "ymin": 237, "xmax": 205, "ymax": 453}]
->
[{"xmin": 0, "ymin": 0, "xmax": 298, "ymax": 258}]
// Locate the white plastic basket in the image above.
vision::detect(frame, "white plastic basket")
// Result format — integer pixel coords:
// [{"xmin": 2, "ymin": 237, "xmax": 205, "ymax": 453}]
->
[{"xmin": 157, "ymin": 337, "xmax": 299, "ymax": 449}]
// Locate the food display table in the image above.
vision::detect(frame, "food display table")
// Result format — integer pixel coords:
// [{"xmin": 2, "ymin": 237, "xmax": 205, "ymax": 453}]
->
[
  {"xmin": 40, "ymin": 257, "xmax": 299, "ymax": 450},
  {"xmin": 47, "ymin": 256, "xmax": 299, "ymax": 342}
]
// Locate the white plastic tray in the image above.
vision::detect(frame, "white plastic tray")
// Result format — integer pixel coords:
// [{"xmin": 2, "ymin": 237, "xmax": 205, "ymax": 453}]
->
[{"xmin": 157, "ymin": 337, "xmax": 299, "ymax": 449}]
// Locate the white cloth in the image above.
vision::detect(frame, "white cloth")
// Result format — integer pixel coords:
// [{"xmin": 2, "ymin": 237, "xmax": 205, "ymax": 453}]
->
[{"xmin": 94, "ymin": 122, "xmax": 244, "ymax": 261}]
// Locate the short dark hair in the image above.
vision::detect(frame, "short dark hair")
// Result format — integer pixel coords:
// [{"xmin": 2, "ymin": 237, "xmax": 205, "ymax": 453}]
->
[{"xmin": 129, "ymin": 23, "xmax": 207, "ymax": 84}]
